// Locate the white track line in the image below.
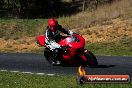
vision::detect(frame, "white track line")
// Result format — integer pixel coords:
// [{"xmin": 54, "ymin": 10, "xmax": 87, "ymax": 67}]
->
[
  {"xmin": 0, "ymin": 70, "xmax": 8, "ymax": 72},
  {"xmin": 47, "ymin": 74, "xmax": 55, "ymax": 76},
  {"xmin": 0, "ymin": 69, "xmax": 55, "ymax": 76},
  {"xmin": 21, "ymin": 71, "xmax": 34, "ymax": 74},
  {"xmin": 10, "ymin": 71, "xmax": 20, "ymax": 73},
  {"xmin": 36, "ymin": 73, "xmax": 45, "ymax": 75}
]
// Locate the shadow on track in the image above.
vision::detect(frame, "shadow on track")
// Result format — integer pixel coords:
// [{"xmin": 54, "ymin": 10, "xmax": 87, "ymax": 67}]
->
[
  {"xmin": 94, "ymin": 65, "xmax": 116, "ymax": 68},
  {"xmin": 57, "ymin": 64, "xmax": 116, "ymax": 68}
]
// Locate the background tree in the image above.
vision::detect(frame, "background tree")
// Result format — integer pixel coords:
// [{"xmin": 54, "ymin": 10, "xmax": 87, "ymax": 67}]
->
[{"xmin": 0, "ymin": 0, "xmax": 118, "ymax": 18}]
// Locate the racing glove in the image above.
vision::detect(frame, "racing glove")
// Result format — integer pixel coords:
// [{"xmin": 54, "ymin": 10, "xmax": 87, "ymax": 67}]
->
[{"xmin": 69, "ymin": 30, "xmax": 74, "ymax": 35}]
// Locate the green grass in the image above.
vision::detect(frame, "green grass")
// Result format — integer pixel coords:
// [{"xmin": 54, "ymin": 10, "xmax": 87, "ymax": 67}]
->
[
  {"xmin": 0, "ymin": 19, "xmax": 48, "ymax": 39},
  {"xmin": 85, "ymin": 42, "xmax": 132, "ymax": 56},
  {"xmin": 0, "ymin": 71, "xmax": 132, "ymax": 88}
]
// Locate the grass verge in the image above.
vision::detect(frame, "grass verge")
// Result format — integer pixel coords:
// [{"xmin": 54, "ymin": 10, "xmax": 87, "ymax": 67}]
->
[
  {"xmin": 85, "ymin": 42, "xmax": 132, "ymax": 56},
  {"xmin": 0, "ymin": 71, "xmax": 132, "ymax": 88},
  {"xmin": 0, "ymin": 19, "xmax": 47, "ymax": 39}
]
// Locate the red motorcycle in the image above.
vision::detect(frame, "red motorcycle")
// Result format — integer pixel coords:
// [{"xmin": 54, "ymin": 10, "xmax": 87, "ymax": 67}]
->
[{"xmin": 36, "ymin": 34, "xmax": 98, "ymax": 67}]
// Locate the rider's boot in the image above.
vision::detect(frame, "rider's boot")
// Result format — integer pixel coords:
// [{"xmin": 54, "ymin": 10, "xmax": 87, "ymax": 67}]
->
[{"xmin": 52, "ymin": 49, "xmax": 61, "ymax": 65}]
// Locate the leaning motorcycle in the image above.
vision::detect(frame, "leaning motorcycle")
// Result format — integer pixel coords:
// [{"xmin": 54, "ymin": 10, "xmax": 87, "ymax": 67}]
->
[{"xmin": 36, "ymin": 34, "xmax": 98, "ymax": 67}]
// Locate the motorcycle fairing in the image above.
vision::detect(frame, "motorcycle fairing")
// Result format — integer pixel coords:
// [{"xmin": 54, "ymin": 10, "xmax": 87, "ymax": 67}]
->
[{"xmin": 36, "ymin": 35, "xmax": 46, "ymax": 46}]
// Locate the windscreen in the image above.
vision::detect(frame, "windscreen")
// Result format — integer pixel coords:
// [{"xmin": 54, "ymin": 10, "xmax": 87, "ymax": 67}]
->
[{"xmin": 65, "ymin": 35, "xmax": 80, "ymax": 43}]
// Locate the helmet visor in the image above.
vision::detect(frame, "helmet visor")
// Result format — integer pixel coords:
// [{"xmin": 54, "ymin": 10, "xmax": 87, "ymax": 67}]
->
[{"xmin": 49, "ymin": 25, "xmax": 57, "ymax": 31}]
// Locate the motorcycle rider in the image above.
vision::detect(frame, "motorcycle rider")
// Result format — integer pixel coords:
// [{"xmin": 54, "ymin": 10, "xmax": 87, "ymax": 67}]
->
[{"xmin": 45, "ymin": 18, "xmax": 75, "ymax": 64}]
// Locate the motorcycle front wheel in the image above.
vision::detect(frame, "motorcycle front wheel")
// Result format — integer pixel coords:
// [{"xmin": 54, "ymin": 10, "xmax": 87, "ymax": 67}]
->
[{"xmin": 80, "ymin": 51, "xmax": 98, "ymax": 67}]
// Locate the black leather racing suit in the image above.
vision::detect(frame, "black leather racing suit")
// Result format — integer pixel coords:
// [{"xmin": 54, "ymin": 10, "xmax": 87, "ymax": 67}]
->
[
  {"xmin": 45, "ymin": 25, "xmax": 73, "ymax": 47},
  {"xmin": 45, "ymin": 25, "xmax": 74, "ymax": 63}
]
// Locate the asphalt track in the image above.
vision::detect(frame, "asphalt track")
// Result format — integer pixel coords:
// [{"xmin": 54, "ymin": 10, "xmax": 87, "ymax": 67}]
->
[{"xmin": 0, "ymin": 53, "xmax": 132, "ymax": 78}]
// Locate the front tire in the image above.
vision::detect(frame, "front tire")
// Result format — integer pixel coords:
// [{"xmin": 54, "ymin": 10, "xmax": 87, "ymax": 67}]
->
[{"xmin": 81, "ymin": 51, "xmax": 98, "ymax": 67}]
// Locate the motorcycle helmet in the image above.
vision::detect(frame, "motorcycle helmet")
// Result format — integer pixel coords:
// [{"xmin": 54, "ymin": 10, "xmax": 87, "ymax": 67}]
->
[{"xmin": 48, "ymin": 18, "xmax": 58, "ymax": 32}]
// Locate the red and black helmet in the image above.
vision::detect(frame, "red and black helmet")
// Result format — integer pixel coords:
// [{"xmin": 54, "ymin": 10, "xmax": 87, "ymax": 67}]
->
[{"xmin": 48, "ymin": 18, "xmax": 58, "ymax": 31}]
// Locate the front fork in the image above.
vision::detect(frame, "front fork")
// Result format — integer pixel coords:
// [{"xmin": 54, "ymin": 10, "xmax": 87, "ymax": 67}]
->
[{"xmin": 79, "ymin": 49, "xmax": 88, "ymax": 62}]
